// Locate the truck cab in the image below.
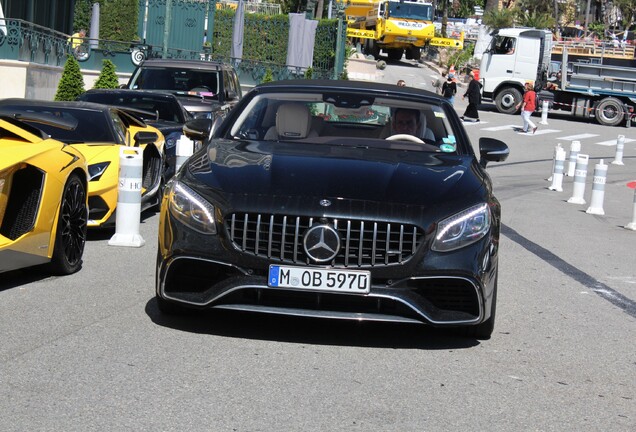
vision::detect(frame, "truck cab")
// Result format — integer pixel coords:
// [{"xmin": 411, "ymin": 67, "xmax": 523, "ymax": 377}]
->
[{"xmin": 479, "ymin": 28, "xmax": 553, "ymax": 114}]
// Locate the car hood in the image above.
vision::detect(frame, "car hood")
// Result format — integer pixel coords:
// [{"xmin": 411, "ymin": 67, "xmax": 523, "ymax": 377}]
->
[
  {"xmin": 170, "ymin": 93, "xmax": 223, "ymax": 114},
  {"xmin": 184, "ymin": 140, "xmax": 487, "ymax": 211}
]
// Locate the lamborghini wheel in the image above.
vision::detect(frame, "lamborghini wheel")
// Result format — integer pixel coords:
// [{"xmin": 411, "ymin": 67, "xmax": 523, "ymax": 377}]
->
[{"xmin": 50, "ymin": 174, "xmax": 88, "ymax": 275}]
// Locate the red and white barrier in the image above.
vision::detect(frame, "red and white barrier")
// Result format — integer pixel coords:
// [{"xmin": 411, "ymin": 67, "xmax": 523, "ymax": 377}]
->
[{"xmin": 626, "ymin": 182, "xmax": 636, "ymax": 231}]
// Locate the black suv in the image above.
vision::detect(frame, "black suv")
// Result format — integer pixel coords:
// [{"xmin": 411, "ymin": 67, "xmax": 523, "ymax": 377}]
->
[{"xmin": 125, "ymin": 59, "xmax": 242, "ymax": 119}]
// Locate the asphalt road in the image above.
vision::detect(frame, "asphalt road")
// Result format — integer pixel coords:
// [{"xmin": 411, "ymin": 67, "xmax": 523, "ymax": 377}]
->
[{"xmin": 1, "ymin": 60, "xmax": 635, "ymax": 431}]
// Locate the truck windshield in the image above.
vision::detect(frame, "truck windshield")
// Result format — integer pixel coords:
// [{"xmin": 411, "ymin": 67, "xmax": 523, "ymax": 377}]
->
[{"xmin": 387, "ymin": 2, "xmax": 433, "ymax": 21}]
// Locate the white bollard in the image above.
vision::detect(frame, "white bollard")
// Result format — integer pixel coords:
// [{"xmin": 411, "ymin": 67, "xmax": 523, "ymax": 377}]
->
[
  {"xmin": 626, "ymin": 183, "xmax": 636, "ymax": 230},
  {"xmin": 611, "ymin": 135, "xmax": 625, "ymax": 166},
  {"xmin": 548, "ymin": 144, "xmax": 567, "ymax": 192},
  {"xmin": 547, "ymin": 143, "xmax": 562, "ymax": 182},
  {"xmin": 567, "ymin": 153, "xmax": 589, "ymax": 205},
  {"xmin": 586, "ymin": 159, "xmax": 608, "ymax": 215},
  {"xmin": 540, "ymin": 99, "xmax": 549, "ymax": 125},
  {"xmin": 108, "ymin": 147, "xmax": 145, "ymax": 247},
  {"xmin": 566, "ymin": 140, "xmax": 581, "ymax": 177},
  {"xmin": 175, "ymin": 135, "xmax": 195, "ymax": 172}
]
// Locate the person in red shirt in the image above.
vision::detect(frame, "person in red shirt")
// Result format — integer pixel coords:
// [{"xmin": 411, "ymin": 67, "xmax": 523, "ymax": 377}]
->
[{"xmin": 516, "ymin": 81, "xmax": 537, "ymax": 133}]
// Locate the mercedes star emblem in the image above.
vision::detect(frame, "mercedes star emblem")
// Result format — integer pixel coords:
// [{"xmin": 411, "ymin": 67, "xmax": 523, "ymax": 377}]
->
[{"xmin": 303, "ymin": 224, "xmax": 341, "ymax": 262}]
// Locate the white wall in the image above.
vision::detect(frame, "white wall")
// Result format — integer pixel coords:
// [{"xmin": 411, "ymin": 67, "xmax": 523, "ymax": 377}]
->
[{"xmin": 0, "ymin": 61, "xmax": 131, "ymax": 101}]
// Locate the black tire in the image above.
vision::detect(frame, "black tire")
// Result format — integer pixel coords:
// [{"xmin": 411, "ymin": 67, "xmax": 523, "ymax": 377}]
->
[
  {"xmin": 408, "ymin": 46, "xmax": 421, "ymax": 61},
  {"xmin": 387, "ymin": 48, "xmax": 404, "ymax": 61},
  {"xmin": 595, "ymin": 97, "xmax": 625, "ymax": 126},
  {"xmin": 50, "ymin": 174, "xmax": 87, "ymax": 275},
  {"xmin": 460, "ymin": 275, "xmax": 497, "ymax": 340},
  {"xmin": 495, "ymin": 87, "xmax": 523, "ymax": 115},
  {"xmin": 364, "ymin": 39, "xmax": 380, "ymax": 59}
]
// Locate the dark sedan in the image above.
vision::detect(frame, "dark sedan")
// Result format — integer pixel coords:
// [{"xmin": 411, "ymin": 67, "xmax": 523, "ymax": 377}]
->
[{"xmin": 156, "ymin": 80, "xmax": 509, "ymax": 339}]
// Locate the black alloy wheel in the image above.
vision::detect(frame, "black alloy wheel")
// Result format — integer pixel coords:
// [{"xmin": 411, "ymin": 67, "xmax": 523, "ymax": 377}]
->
[{"xmin": 50, "ymin": 174, "xmax": 88, "ymax": 275}]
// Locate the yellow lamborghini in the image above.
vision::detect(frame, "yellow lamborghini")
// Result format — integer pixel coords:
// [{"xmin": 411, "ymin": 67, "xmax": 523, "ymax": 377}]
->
[
  {"xmin": 0, "ymin": 115, "xmax": 89, "ymax": 275},
  {"xmin": 0, "ymin": 99, "xmax": 166, "ymax": 228}
]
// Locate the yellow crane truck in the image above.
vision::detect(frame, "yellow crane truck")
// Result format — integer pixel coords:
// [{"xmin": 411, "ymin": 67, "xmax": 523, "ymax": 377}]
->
[{"xmin": 343, "ymin": 0, "xmax": 464, "ymax": 61}]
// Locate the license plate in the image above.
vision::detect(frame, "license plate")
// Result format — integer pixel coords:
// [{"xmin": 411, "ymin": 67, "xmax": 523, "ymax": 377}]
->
[{"xmin": 268, "ymin": 265, "xmax": 371, "ymax": 294}]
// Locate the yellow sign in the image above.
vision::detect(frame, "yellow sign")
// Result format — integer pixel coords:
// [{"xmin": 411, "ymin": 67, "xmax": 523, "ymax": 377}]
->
[{"xmin": 346, "ymin": 29, "xmax": 376, "ymax": 39}]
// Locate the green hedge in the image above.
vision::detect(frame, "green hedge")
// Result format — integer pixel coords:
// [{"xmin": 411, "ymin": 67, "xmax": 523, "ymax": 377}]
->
[{"xmin": 212, "ymin": 10, "xmax": 339, "ymax": 70}]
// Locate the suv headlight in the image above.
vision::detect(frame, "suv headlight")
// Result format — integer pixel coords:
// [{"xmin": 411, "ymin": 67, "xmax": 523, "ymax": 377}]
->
[
  {"xmin": 432, "ymin": 203, "xmax": 490, "ymax": 252},
  {"xmin": 168, "ymin": 181, "xmax": 217, "ymax": 234}
]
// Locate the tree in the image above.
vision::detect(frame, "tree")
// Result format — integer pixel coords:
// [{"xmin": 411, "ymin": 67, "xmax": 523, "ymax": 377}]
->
[
  {"xmin": 55, "ymin": 56, "xmax": 86, "ymax": 101},
  {"xmin": 484, "ymin": 0, "xmax": 499, "ymax": 14},
  {"xmin": 93, "ymin": 60, "xmax": 120, "ymax": 89},
  {"xmin": 515, "ymin": 9, "xmax": 556, "ymax": 30},
  {"xmin": 73, "ymin": 0, "xmax": 138, "ymax": 42},
  {"xmin": 482, "ymin": 7, "xmax": 516, "ymax": 30}
]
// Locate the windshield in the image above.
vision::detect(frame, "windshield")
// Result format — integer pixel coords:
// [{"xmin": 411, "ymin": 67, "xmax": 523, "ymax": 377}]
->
[
  {"xmin": 387, "ymin": 2, "xmax": 433, "ymax": 21},
  {"xmin": 0, "ymin": 105, "xmax": 118, "ymax": 144},
  {"xmin": 80, "ymin": 93, "xmax": 187, "ymax": 123},
  {"xmin": 489, "ymin": 35, "xmax": 517, "ymax": 55},
  {"xmin": 129, "ymin": 67, "xmax": 220, "ymax": 97},
  {"xmin": 227, "ymin": 91, "xmax": 460, "ymax": 153}
]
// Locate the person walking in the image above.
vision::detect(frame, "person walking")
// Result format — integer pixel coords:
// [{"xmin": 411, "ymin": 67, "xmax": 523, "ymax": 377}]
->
[
  {"xmin": 441, "ymin": 75, "xmax": 457, "ymax": 105},
  {"xmin": 431, "ymin": 71, "xmax": 447, "ymax": 94},
  {"xmin": 516, "ymin": 81, "xmax": 538, "ymax": 134},
  {"xmin": 461, "ymin": 71, "xmax": 481, "ymax": 122}
]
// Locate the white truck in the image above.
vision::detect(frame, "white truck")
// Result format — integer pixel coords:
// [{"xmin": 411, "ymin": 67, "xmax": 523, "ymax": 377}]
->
[{"xmin": 479, "ymin": 27, "xmax": 636, "ymax": 126}]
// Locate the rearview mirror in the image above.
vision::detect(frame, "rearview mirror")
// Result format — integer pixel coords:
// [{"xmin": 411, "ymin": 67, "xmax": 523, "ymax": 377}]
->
[
  {"xmin": 133, "ymin": 131, "xmax": 158, "ymax": 147},
  {"xmin": 183, "ymin": 119, "xmax": 213, "ymax": 142},
  {"xmin": 478, "ymin": 137, "xmax": 509, "ymax": 167}
]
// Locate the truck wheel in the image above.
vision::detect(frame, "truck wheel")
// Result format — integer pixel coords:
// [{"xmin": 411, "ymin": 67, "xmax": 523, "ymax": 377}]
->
[
  {"xmin": 387, "ymin": 48, "xmax": 403, "ymax": 61},
  {"xmin": 406, "ymin": 46, "xmax": 421, "ymax": 61},
  {"xmin": 364, "ymin": 39, "xmax": 380, "ymax": 59},
  {"xmin": 595, "ymin": 97, "xmax": 625, "ymax": 126},
  {"xmin": 495, "ymin": 87, "xmax": 522, "ymax": 114}
]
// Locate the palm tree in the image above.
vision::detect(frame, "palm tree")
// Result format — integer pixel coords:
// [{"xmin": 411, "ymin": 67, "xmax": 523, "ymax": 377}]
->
[{"xmin": 482, "ymin": 8, "xmax": 516, "ymax": 30}]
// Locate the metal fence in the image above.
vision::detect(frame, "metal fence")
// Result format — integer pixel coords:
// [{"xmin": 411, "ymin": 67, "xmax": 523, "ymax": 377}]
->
[{"xmin": 0, "ymin": 19, "xmax": 69, "ymax": 66}]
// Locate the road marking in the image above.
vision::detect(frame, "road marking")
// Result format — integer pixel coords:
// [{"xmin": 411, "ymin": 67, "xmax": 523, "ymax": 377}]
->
[
  {"xmin": 532, "ymin": 129, "xmax": 561, "ymax": 135},
  {"xmin": 516, "ymin": 129, "xmax": 561, "ymax": 135},
  {"xmin": 555, "ymin": 133, "xmax": 599, "ymax": 141},
  {"xmin": 595, "ymin": 137, "xmax": 636, "ymax": 146},
  {"xmin": 480, "ymin": 124, "xmax": 518, "ymax": 131}
]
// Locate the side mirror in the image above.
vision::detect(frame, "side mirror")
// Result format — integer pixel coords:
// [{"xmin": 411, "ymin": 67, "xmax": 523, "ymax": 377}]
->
[
  {"xmin": 133, "ymin": 131, "xmax": 158, "ymax": 147},
  {"xmin": 226, "ymin": 90, "xmax": 237, "ymax": 100},
  {"xmin": 478, "ymin": 137, "xmax": 509, "ymax": 168},
  {"xmin": 183, "ymin": 119, "xmax": 213, "ymax": 142}
]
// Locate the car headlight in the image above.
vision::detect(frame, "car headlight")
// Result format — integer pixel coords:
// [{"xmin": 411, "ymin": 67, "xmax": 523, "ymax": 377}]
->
[
  {"xmin": 87, "ymin": 162, "xmax": 110, "ymax": 181},
  {"xmin": 432, "ymin": 203, "xmax": 490, "ymax": 252},
  {"xmin": 168, "ymin": 181, "xmax": 217, "ymax": 234}
]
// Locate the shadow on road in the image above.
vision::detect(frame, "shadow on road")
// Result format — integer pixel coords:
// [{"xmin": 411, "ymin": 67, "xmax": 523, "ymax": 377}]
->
[{"xmin": 144, "ymin": 297, "xmax": 481, "ymax": 350}]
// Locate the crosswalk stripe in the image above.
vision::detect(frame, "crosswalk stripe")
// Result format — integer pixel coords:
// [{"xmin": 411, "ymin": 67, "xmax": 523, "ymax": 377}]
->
[
  {"xmin": 517, "ymin": 129, "xmax": 561, "ymax": 136},
  {"xmin": 555, "ymin": 133, "xmax": 599, "ymax": 141},
  {"xmin": 595, "ymin": 137, "xmax": 636, "ymax": 146},
  {"xmin": 481, "ymin": 124, "xmax": 515, "ymax": 131}
]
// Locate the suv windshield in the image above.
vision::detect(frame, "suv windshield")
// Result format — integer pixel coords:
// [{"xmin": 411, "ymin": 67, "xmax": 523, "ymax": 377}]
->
[{"xmin": 129, "ymin": 67, "xmax": 220, "ymax": 97}]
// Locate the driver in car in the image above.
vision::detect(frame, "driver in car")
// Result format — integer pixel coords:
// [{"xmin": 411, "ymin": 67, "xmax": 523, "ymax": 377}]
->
[{"xmin": 392, "ymin": 108, "xmax": 435, "ymax": 141}]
